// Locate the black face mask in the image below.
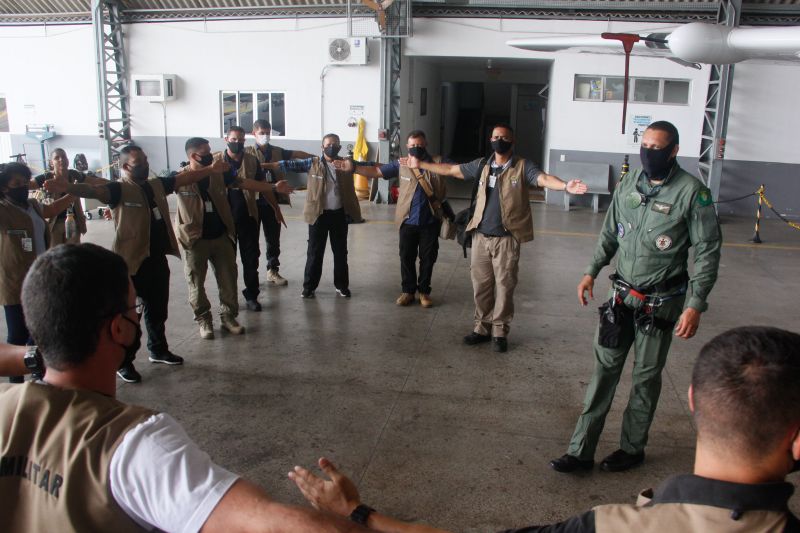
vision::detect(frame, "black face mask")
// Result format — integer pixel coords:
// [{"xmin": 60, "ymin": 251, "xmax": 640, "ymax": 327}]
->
[
  {"xmin": 7, "ymin": 186, "xmax": 29, "ymax": 206},
  {"xmin": 227, "ymin": 141, "xmax": 244, "ymax": 155},
  {"xmin": 324, "ymin": 145, "xmax": 341, "ymax": 158},
  {"xmin": 491, "ymin": 139, "xmax": 513, "ymax": 155},
  {"xmin": 408, "ymin": 146, "xmax": 427, "ymax": 159},
  {"xmin": 119, "ymin": 314, "xmax": 142, "ymax": 368},
  {"xmin": 640, "ymin": 143, "xmax": 676, "ymax": 181},
  {"xmin": 197, "ymin": 153, "xmax": 214, "ymax": 167},
  {"xmin": 127, "ymin": 164, "xmax": 150, "ymax": 182}
]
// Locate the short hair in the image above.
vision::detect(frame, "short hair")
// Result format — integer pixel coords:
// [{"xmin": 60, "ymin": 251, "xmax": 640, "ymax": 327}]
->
[
  {"xmin": 323, "ymin": 133, "xmax": 340, "ymax": 145},
  {"xmin": 692, "ymin": 326, "xmax": 800, "ymax": 457},
  {"xmin": 492, "ymin": 123, "xmax": 514, "ymax": 136},
  {"xmin": 185, "ymin": 137, "xmax": 210, "ymax": 155},
  {"xmin": 646, "ymin": 120, "xmax": 680, "ymax": 145},
  {"xmin": 226, "ymin": 125, "xmax": 246, "ymax": 137},
  {"xmin": 118, "ymin": 145, "xmax": 144, "ymax": 168},
  {"xmin": 0, "ymin": 162, "xmax": 32, "ymax": 195},
  {"xmin": 253, "ymin": 120, "xmax": 271, "ymax": 131},
  {"xmin": 22, "ymin": 244, "xmax": 130, "ymax": 371},
  {"xmin": 407, "ymin": 130, "xmax": 426, "ymax": 142}
]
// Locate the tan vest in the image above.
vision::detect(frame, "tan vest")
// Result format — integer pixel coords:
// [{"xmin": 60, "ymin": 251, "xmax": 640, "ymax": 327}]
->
[
  {"xmin": 174, "ymin": 170, "xmax": 237, "ymax": 248},
  {"xmin": 467, "ymin": 157, "xmax": 534, "ymax": 243},
  {"xmin": 303, "ymin": 157, "xmax": 362, "ymax": 225},
  {"xmin": 395, "ymin": 156, "xmax": 445, "ymax": 228},
  {"xmin": 0, "ymin": 198, "xmax": 50, "ymax": 305},
  {"xmin": 246, "ymin": 144, "xmax": 286, "ymax": 180},
  {"xmin": 39, "ymin": 170, "xmax": 88, "ymax": 245},
  {"xmin": 213, "ymin": 150, "xmax": 275, "ymax": 221},
  {"xmin": 246, "ymin": 144, "xmax": 291, "ymax": 207},
  {"xmin": 0, "ymin": 382, "xmax": 156, "ymax": 533},
  {"xmin": 594, "ymin": 489, "xmax": 792, "ymax": 533},
  {"xmin": 111, "ymin": 178, "xmax": 180, "ymax": 274}
]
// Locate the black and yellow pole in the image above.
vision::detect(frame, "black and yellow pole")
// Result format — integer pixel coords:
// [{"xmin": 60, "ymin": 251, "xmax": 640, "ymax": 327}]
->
[{"xmin": 751, "ymin": 184, "xmax": 765, "ymax": 244}]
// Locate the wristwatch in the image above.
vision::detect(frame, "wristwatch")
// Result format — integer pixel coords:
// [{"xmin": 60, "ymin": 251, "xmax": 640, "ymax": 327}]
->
[
  {"xmin": 24, "ymin": 345, "xmax": 43, "ymax": 374},
  {"xmin": 348, "ymin": 504, "xmax": 375, "ymax": 526}
]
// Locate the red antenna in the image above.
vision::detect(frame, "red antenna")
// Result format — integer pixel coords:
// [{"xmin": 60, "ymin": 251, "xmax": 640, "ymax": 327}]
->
[{"xmin": 601, "ymin": 33, "xmax": 640, "ymax": 134}]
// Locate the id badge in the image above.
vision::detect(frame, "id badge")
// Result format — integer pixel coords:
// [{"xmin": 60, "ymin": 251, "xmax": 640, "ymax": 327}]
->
[
  {"xmin": 205, "ymin": 201, "xmax": 214, "ymax": 213},
  {"xmin": 312, "ymin": 174, "xmax": 324, "ymax": 180},
  {"xmin": 488, "ymin": 175, "xmax": 497, "ymax": 188},
  {"xmin": 22, "ymin": 238, "xmax": 33, "ymax": 252},
  {"xmin": 152, "ymin": 207, "xmax": 162, "ymax": 221}
]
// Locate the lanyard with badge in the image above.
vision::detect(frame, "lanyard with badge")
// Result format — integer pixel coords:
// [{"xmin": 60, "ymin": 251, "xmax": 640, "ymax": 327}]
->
[
  {"xmin": 324, "ymin": 159, "xmax": 339, "ymax": 193},
  {"xmin": 7, "ymin": 229, "xmax": 33, "ymax": 252}
]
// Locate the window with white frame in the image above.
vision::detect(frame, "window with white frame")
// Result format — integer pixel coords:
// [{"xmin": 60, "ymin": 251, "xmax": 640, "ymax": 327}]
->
[
  {"xmin": 574, "ymin": 75, "xmax": 690, "ymax": 105},
  {"xmin": 220, "ymin": 91, "xmax": 286, "ymax": 136}
]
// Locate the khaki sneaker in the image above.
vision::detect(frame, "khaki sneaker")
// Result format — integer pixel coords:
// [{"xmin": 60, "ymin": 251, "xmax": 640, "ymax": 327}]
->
[
  {"xmin": 419, "ymin": 294, "xmax": 433, "ymax": 308},
  {"xmin": 396, "ymin": 293, "xmax": 415, "ymax": 306},
  {"xmin": 199, "ymin": 319, "xmax": 214, "ymax": 340},
  {"xmin": 267, "ymin": 269, "xmax": 288, "ymax": 286},
  {"xmin": 221, "ymin": 315, "xmax": 245, "ymax": 335}
]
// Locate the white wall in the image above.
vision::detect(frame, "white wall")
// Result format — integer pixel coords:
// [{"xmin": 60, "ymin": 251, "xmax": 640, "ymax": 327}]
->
[
  {"xmin": 545, "ymin": 52, "xmax": 710, "ymax": 159},
  {"xmin": 726, "ymin": 61, "xmax": 800, "ymax": 164},
  {"xmin": 0, "ymin": 25, "xmax": 97, "ymax": 135},
  {"xmin": 126, "ymin": 18, "xmax": 381, "ymax": 146},
  {"xmin": 400, "ymin": 57, "xmax": 442, "ymax": 153}
]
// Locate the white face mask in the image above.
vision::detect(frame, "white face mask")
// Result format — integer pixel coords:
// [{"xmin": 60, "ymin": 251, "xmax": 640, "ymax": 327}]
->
[{"xmin": 255, "ymin": 134, "xmax": 270, "ymax": 146}]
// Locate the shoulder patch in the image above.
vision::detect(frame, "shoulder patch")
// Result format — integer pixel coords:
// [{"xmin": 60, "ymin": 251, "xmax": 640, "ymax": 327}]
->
[{"xmin": 696, "ymin": 187, "xmax": 713, "ymax": 207}]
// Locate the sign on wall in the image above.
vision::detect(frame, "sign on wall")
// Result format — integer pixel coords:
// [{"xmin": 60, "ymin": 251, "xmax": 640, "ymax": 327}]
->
[
  {"xmin": 628, "ymin": 114, "xmax": 652, "ymax": 146},
  {"xmin": 347, "ymin": 104, "xmax": 365, "ymax": 127}
]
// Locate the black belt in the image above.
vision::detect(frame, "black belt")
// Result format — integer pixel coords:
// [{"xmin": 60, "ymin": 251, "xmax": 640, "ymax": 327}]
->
[{"xmin": 611, "ymin": 272, "xmax": 688, "ymax": 298}]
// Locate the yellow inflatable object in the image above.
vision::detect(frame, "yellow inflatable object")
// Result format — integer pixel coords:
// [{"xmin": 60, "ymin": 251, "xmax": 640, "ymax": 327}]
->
[{"xmin": 353, "ymin": 118, "xmax": 370, "ymax": 200}]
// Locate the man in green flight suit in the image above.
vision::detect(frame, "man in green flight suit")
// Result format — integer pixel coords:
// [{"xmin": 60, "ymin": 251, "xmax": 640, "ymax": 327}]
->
[{"xmin": 551, "ymin": 121, "xmax": 722, "ymax": 474}]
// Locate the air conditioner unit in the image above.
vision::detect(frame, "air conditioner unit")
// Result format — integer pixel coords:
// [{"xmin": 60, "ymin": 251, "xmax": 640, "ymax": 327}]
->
[
  {"xmin": 327, "ymin": 38, "xmax": 369, "ymax": 65},
  {"xmin": 131, "ymin": 74, "xmax": 177, "ymax": 102}
]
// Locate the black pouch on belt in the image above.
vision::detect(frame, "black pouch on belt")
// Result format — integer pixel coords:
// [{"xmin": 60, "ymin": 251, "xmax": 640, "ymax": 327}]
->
[{"xmin": 598, "ymin": 298, "xmax": 633, "ymax": 348}]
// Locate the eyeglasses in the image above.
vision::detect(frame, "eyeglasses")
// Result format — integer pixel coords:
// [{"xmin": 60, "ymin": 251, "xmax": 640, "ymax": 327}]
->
[{"xmin": 490, "ymin": 136, "xmax": 512, "ymax": 142}]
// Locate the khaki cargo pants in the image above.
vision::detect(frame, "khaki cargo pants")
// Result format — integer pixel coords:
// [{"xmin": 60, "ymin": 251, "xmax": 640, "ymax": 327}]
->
[
  {"xmin": 470, "ymin": 232, "xmax": 520, "ymax": 338},
  {"xmin": 183, "ymin": 235, "xmax": 239, "ymax": 323}
]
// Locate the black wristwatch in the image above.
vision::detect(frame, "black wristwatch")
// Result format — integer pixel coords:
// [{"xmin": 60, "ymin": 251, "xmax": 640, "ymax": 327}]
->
[
  {"xmin": 24, "ymin": 345, "xmax": 44, "ymax": 375},
  {"xmin": 349, "ymin": 504, "xmax": 375, "ymax": 526}
]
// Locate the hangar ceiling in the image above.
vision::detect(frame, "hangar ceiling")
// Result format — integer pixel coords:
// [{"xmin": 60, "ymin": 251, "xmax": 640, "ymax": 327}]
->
[{"xmin": 1, "ymin": 0, "xmax": 799, "ymax": 24}]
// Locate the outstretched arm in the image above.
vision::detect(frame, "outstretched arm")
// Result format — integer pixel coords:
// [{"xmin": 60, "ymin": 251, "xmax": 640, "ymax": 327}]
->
[
  {"xmin": 45, "ymin": 180, "xmax": 113, "ymax": 204},
  {"xmin": 40, "ymin": 193, "xmax": 78, "ymax": 219},
  {"xmin": 201, "ymin": 478, "xmax": 367, "ymax": 533},
  {"xmin": 173, "ymin": 160, "xmax": 231, "ymax": 189},
  {"xmin": 290, "ymin": 458, "xmax": 451, "ymax": 533},
  {"xmin": 537, "ymin": 173, "xmax": 588, "ymax": 195},
  {"xmin": 405, "ymin": 157, "xmax": 464, "ymax": 179},
  {"xmin": 0, "ymin": 344, "xmax": 28, "ymax": 377}
]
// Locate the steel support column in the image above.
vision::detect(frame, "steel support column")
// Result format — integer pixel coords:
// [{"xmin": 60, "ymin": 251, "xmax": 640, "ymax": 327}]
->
[
  {"xmin": 379, "ymin": 37, "xmax": 402, "ymax": 159},
  {"xmin": 92, "ymin": 0, "xmax": 131, "ymax": 180},
  {"xmin": 697, "ymin": 0, "xmax": 741, "ymax": 200}
]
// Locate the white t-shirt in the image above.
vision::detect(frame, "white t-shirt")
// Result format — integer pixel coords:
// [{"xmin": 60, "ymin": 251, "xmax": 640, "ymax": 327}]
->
[
  {"xmin": 109, "ymin": 413, "xmax": 239, "ymax": 532},
  {"xmin": 323, "ymin": 160, "xmax": 342, "ymax": 211}
]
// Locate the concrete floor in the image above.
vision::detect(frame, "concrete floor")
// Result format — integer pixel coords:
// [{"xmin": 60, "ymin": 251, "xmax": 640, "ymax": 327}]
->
[{"xmin": 8, "ymin": 194, "xmax": 800, "ymax": 531}]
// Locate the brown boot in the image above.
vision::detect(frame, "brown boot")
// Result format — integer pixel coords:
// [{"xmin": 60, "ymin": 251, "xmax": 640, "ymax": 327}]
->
[
  {"xmin": 419, "ymin": 294, "xmax": 433, "ymax": 308},
  {"xmin": 396, "ymin": 293, "xmax": 415, "ymax": 306}
]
